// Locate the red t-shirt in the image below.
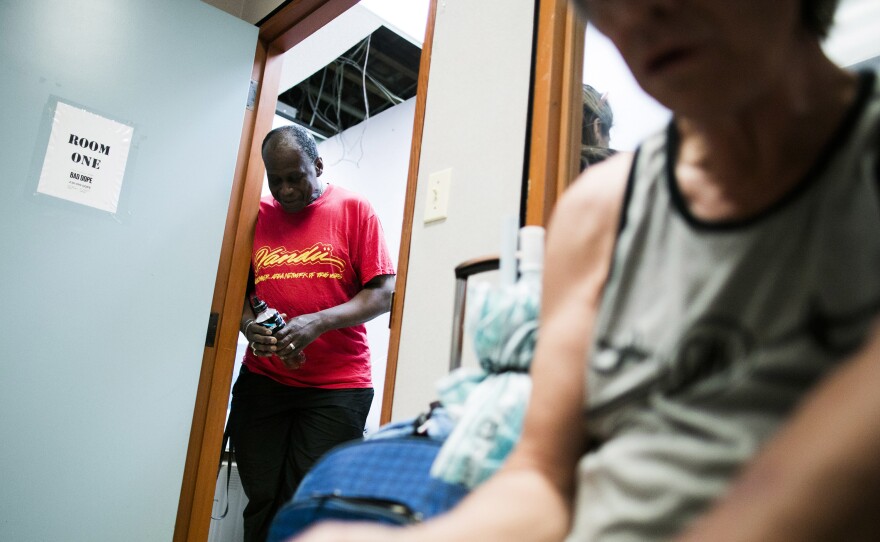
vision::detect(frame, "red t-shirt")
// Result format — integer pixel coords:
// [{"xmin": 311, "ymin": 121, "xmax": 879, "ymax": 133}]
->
[{"xmin": 242, "ymin": 184, "xmax": 396, "ymax": 388}]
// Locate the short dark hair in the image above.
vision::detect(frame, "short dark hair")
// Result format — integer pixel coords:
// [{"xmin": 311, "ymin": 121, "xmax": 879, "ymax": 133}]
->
[
  {"xmin": 262, "ymin": 124, "xmax": 319, "ymax": 161},
  {"xmin": 580, "ymin": 84, "xmax": 617, "ymax": 170},
  {"xmin": 582, "ymin": 84, "xmax": 613, "ymax": 146}
]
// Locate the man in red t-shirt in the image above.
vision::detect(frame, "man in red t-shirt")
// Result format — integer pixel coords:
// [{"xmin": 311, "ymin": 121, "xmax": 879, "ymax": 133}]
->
[{"xmin": 229, "ymin": 124, "xmax": 396, "ymax": 542}]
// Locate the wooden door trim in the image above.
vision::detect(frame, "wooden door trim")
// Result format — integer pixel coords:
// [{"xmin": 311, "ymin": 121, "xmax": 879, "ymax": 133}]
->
[
  {"xmin": 175, "ymin": 0, "xmax": 435, "ymax": 539},
  {"xmin": 380, "ymin": 0, "xmax": 438, "ymax": 424},
  {"xmin": 259, "ymin": 0, "xmax": 360, "ymax": 52},
  {"xmin": 526, "ymin": 0, "xmax": 584, "ymax": 227},
  {"xmin": 555, "ymin": 9, "xmax": 586, "ymax": 199}
]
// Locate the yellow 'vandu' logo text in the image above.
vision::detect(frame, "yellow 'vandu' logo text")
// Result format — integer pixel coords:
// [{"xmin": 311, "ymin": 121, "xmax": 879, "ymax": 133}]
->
[{"xmin": 254, "ymin": 243, "xmax": 345, "ymax": 272}]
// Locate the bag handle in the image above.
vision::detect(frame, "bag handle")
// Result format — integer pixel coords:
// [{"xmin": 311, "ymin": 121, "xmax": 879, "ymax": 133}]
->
[{"xmin": 211, "ymin": 429, "xmax": 233, "ymax": 520}]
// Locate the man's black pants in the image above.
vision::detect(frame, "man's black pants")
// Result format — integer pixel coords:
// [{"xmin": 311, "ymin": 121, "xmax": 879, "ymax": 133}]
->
[{"xmin": 228, "ymin": 366, "xmax": 373, "ymax": 542}]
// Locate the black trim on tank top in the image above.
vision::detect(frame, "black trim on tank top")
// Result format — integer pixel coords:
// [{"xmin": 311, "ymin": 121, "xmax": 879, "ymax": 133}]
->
[
  {"xmin": 665, "ymin": 70, "xmax": 877, "ymax": 231},
  {"xmin": 617, "ymin": 146, "xmax": 641, "ymax": 235},
  {"xmin": 597, "ymin": 147, "xmax": 643, "ymax": 304}
]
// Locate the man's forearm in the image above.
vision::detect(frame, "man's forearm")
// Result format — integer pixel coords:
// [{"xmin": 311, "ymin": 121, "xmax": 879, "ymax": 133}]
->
[{"xmin": 313, "ymin": 276, "xmax": 394, "ymax": 333}]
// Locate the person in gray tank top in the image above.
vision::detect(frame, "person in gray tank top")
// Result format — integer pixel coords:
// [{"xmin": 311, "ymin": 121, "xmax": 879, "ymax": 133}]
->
[{"xmin": 292, "ymin": 1, "xmax": 880, "ymax": 541}]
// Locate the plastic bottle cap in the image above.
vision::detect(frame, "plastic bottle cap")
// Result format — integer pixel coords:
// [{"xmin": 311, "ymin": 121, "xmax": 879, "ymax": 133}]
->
[{"xmin": 250, "ymin": 296, "xmax": 268, "ymax": 313}]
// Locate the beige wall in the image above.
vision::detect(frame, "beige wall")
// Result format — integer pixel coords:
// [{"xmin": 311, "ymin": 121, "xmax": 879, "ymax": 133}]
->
[{"xmin": 392, "ymin": 0, "xmax": 536, "ymax": 420}]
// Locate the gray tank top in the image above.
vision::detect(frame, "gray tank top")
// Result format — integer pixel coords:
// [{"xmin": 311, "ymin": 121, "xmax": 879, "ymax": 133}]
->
[{"xmin": 569, "ymin": 71, "xmax": 880, "ymax": 541}]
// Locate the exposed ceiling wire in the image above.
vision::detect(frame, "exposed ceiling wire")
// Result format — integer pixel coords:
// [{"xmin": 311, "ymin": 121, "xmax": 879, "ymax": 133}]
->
[
  {"xmin": 314, "ymin": 34, "xmax": 406, "ymax": 133},
  {"xmin": 335, "ymin": 56, "xmax": 405, "ymax": 105},
  {"xmin": 309, "ymin": 66, "xmax": 328, "ymax": 128},
  {"xmin": 278, "ymin": 26, "xmax": 419, "ymax": 141},
  {"xmin": 362, "ymin": 34, "xmax": 372, "ymax": 120},
  {"xmin": 335, "ymin": 61, "xmax": 344, "ymax": 129},
  {"xmin": 306, "ymin": 87, "xmax": 339, "ymax": 133}
]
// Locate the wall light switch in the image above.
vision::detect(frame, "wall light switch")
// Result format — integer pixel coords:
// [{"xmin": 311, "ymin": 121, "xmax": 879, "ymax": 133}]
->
[{"xmin": 424, "ymin": 168, "xmax": 451, "ymax": 223}]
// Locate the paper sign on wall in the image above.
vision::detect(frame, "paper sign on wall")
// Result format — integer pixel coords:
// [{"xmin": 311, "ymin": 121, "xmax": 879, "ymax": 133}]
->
[{"xmin": 37, "ymin": 102, "xmax": 133, "ymax": 213}]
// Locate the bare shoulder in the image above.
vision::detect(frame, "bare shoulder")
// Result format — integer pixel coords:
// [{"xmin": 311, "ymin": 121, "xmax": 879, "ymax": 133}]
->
[
  {"xmin": 509, "ymin": 151, "xmax": 635, "ymax": 490},
  {"xmin": 547, "ymin": 151, "xmax": 633, "ymax": 256}
]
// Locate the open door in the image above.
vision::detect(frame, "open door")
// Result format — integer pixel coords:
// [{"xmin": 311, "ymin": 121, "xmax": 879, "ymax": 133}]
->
[{"xmin": 175, "ymin": 1, "xmax": 439, "ymax": 539}]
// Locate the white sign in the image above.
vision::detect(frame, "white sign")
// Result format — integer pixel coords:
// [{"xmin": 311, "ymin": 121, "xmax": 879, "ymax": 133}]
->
[{"xmin": 37, "ymin": 102, "xmax": 134, "ymax": 213}]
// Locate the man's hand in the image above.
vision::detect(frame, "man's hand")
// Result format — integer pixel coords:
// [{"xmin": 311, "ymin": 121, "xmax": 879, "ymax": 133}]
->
[
  {"xmin": 276, "ymin": 340, "xmax": 307, "ymax": 370},
  {"xmin": 272, "ymin": 312, "xmax": 323, "ymax": 370},
  {"xmin": 242, "ymin": 316, "xmax": 307, "ymax": 369},
  {"xmin": 243, "ymin": 321, "xmax": 278, "ymax": 358}
]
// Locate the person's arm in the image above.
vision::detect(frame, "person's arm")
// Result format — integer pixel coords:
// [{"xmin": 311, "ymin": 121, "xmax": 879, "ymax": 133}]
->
[
  {"xmin": 240, "ymin": 266, "xmax": 283, "ymax": 359},
  {"xmin": 240, "ymin": 265, "xmax": 257, "ymax": 338},
  {"xmin": 271, "ymin": 273, "xmax": 396, "ymax": 364},
  {"xmin": 292, "ymin": 153, "xmax": 634, "ymax": 542},
  {"xmin": 677, "ymin": 324, "xmax": 880, "ymax": 542}
]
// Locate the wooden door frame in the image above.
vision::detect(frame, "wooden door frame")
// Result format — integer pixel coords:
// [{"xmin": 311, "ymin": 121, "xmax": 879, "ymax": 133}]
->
[
  {"xmin": 526, "ymin": 0, "xmax": 585, "ymax": 227},
  {"xmin": 378, "ymin": 0, "xmax": 438, "ymax": 425}
]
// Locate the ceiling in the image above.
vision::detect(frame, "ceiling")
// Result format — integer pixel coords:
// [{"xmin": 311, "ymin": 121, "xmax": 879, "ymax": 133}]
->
[
  {"xmin": 276, "ymin": 24, "xmax": 420, "ymax": 140},
  {"xmin": 201, "ymin": 0, "xmax": 422, "ymax": 140}
]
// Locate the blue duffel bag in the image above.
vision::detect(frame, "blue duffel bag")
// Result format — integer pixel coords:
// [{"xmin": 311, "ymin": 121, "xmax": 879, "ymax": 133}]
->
[{"xmin": 266, "ymin": 436, "xmax": 470, "ymax": 542}]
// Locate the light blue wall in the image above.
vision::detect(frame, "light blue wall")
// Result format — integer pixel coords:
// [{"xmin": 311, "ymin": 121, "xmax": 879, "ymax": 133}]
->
[{"xmin": 0, "ymin": 1, "xmax": 257, "ymax": 540}]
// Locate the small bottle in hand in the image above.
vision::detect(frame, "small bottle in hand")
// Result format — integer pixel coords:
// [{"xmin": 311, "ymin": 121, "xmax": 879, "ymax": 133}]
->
[{"xmin": 250, "ymin": 295, "xmax": 285, "ymax": 332}]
